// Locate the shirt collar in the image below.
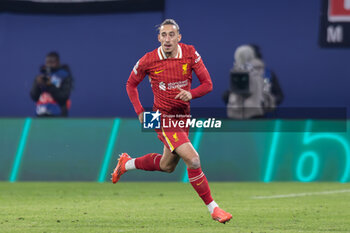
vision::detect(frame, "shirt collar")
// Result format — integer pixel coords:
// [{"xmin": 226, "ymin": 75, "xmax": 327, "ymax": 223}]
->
[{"xmin": 158, "ymin": 44, "xmax": 182, "ymax": 60}]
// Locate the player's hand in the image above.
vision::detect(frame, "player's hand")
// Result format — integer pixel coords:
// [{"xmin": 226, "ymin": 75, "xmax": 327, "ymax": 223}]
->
[
  {"xmin": 138, "ymin": 112, "xmax": 144, "ymax": 124},
  {"xmin": 45, "ymin": 78, "xmax": 52, "ymax": 86},
  {"xmin": 35, "ymin": 74, "xmax": 45, "ymax": 85},
  {"xmin": 175, "ymin": 86, "xmax": 192, "ymax": 102}
]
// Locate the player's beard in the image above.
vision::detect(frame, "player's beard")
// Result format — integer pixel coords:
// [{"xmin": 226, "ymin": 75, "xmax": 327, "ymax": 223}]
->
[
  {"xmin": 165, "ymin": 51, "xmax": 172, "ymax": 57},
  {"xmin": 163, "ymin": 44, "xmax": 175, "ymax": 58}
]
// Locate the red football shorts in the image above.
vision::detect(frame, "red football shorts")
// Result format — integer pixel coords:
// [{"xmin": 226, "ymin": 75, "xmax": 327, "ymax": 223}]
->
[{"xmin": 155, "ymin": 126, "xmax": 190, "ymax": 152}]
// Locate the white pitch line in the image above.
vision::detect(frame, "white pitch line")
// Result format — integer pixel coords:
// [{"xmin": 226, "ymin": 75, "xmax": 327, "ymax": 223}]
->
[{"xmin": 252, "ymin": 189, "xmax": 350, "ymax": 199}]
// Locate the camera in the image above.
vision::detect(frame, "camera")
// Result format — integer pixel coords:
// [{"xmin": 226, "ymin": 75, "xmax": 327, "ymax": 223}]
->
[
  {"xmin": 40, "ymin": 66, "xmax": 51, "ymax": 82},
  {"xmin": 230, "ymin": 71, "xmax": 250, "ymax": 96}
]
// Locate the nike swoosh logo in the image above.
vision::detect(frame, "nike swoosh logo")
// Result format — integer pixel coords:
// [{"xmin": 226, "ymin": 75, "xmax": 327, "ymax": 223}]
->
[
  {"xmin": 155, "ymin": 70, "xmax": 164, "ymax": 74},
  {"xmin": 196, "ymin": 179, "xmax": 204, "ymax": 186}
]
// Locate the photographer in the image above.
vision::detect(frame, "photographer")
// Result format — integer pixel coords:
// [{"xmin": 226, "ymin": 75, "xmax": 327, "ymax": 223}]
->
[
  {"xmin": 223, "ymin": 45, "xmax": 284, "ymax": 119},
  {"xmin": 30, "ymin": 52, "xmax": 73, "ymax": 117}
]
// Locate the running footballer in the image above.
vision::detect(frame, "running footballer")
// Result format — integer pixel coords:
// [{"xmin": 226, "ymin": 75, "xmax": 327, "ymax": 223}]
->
[{"xmin": 112, "ymin": 19, "xmax": 232, "ymax": 224}]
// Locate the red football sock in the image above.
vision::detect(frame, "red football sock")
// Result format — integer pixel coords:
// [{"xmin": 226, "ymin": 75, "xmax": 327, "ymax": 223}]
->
[
  {"xmin": 135, "ymin": 153, "xmax": 162, "ymax": 171},
  {"xmin": 188, "ymin": 167, "xmax": 214, "ymax": 205}
]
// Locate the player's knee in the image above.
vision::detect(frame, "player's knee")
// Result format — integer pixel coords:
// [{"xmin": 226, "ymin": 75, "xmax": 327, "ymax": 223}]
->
[
  {"xmin": 162, "ymin": 165, "xmax": 176, "ymax": 173},
  {"xmin": 160, "ymin": 163, "xmax": 176, "ymax": 173},
  {"xmin": 187, "ymin": 157, "xmax": 200, "ymax": 169},
  {"xmin": 165, "ymin": 167, "xmax": 176, "ymax": 173}
]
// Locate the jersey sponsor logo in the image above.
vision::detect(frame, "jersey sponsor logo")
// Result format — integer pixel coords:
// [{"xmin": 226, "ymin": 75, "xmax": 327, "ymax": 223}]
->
[
  {"xmin": 143, "ymin": 110, "xmax": 161, "ymax": 129},
  {"xmin": 159, "ymin": 80, "xmax": 188, "ymax": 91},
  {"xmin": 155, "ymin": 69, "xmax": 164, "ymax": 74},
  {"xmin": 159, "ymin": 82, "xmax": 166, "ymax": 91},
  {"xmin": 182, "ymin": 64, "xmax": 188, "ymax": 75},
  {"xmin": 328, "ymin": 0, "xmax": 350, "ymax": 22},
  {"xmin": 133, "ymin": 60, "xmax": 140, "ymax": 75},
  {"xmin": 168, "ymin": 80, "xmax": 188, "ymax": 90},
  {"xmin": 195, "ymin": 51, "xmax": 201, "ymax": 63}
]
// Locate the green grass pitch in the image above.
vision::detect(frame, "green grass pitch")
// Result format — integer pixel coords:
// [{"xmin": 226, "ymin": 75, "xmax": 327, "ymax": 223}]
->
[{"xmin": 1, "ymin": 182, "xmax": 350, "ymax": 233}]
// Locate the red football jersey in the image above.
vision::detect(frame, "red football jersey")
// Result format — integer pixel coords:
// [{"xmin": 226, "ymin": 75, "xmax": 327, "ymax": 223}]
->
[{"xmin": 126, "ymin": 43, "xmax": 212, "ymax": 116}]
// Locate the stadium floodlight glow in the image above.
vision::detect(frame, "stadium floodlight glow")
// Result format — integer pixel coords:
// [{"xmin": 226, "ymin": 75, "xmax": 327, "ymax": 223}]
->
[
  {"xmin": 182, "ymin": 127, "xmax": 203, "ymax": 183},
  {"xmin": 263, "ymin": 120, "xmax": 281, "ymax": 182},
  {"xmin": 9, "ymin": 118, "xmax": 32, "ymax": 182},
  {"xmin": 98, "ymin": 118, "xmax": 121, "ymax": 183}
]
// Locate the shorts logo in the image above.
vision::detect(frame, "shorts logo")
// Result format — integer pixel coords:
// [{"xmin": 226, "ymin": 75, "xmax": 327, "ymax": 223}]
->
[
  {"xmin": 159, "ymin": 82, "xmax": 166, "ymax": 91},
  {"xmin": 182, "ymin": 64, "xmax": 188, "ymax": 75},
  {"xmin": 172, "ymin": 133, "xmax": 179, "ymax": 142},
  {"xmin": 143, "ymin": 110, "xmax": 161, "ymax": 129}
]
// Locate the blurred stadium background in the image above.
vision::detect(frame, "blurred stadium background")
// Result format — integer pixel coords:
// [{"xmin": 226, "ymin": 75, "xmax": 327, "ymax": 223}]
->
[
  {"xmin": 1, "ymin": 0, "xmax": 349, "ymax": 182},
  {"xmin": 1, "ymin": 0, "xmax": 350, "ymax": 232}
]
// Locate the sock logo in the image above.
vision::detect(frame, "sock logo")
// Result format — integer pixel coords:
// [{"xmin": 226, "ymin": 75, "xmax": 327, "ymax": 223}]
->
[
  {"xmin": 143, "ymin": 110, "xmax": 161, "ymax": 129},
  {"xmin": 196, "ymin": 179, "xmax": 205, "ymax": 186}
]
